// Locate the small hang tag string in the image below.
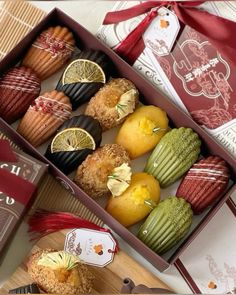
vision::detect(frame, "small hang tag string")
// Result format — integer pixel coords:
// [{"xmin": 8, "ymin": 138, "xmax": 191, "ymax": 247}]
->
[{"xmin": 28, "ymin": 210, "xmax": 119, "ymax": 253}]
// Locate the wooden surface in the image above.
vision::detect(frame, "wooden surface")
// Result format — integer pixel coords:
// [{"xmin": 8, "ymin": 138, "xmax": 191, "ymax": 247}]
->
[
  {"xmin": 1, "ymin": 230, "xmax": 172, "ymax": 294},
  {"xmin": 0, "ymin": 1, "xmax": 46, "ymax": 60}
]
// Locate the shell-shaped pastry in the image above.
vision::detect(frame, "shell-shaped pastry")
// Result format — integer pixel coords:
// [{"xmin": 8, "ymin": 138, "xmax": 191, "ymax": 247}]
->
[
  {"xmin": 22, "ymin": 26, "xmax": 75, "ymax": 80},
  {"xmin": 56, "ymin": 50, "xmax": 111, "ymax": 110},
  {"xmin": 45, "ymin": 115, "xmax": 102, "ymax": 175},
  {"xmin": 0, "ymin": 66, "xmax": 40, "ymax": 123},
  {"xmin": 17, "ymin": 90, "xmax": 72, "ymax": 147},
  {"xmin": 138, "ymin": 197, "xmax": 193, "ymax": 254},
  {"xmin": 85, "ymin": 78, "xmax": 139, "ymax": 131},
  {"xmin": 145, "ymin": 127, "xmax": 201, "ymax": 187},
  {"xmin": 176, "ymin": 156, "xmax": 230, "ymax": 214}
]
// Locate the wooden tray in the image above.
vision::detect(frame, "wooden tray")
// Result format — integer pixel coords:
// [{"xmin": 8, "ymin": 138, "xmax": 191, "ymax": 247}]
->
[{"xmin": 1, "ymin": 230, "xmax": 172, "ymax": 294}]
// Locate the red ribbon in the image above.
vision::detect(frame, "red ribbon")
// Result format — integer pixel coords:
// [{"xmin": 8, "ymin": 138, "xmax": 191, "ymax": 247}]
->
[
  {"xmin": 103, "ymin": 1, "xmax": 236, "ymax": 65},
  {"xmin": 28, "ymin": 210, "xmax": 119, "ymax": 253},
  {"xmin": 0, "ymin": 139, "xmax": 36, "ymax": 206}
]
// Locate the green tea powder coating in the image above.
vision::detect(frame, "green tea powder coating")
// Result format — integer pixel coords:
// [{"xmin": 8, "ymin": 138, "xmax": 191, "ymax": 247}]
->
[
  {"xmin": 138, "ymin": 197, "xmax": 193, "ymax": 254},
  {"xmin": 144, "ymin": 127, "xmax": 201, "ymax": 187}
]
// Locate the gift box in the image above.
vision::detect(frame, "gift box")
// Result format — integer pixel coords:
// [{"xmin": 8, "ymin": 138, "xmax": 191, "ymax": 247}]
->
[
  {"xmin": 0, "ymin": 126, "xmax": 47, "ymax": 259},
  {"xmin": 0, "ymin": 7, "xmax": 236, "ymax": 273},
  {"xmin": 97, "ymin": 1, "xmax": 236, "ymax": 159}
]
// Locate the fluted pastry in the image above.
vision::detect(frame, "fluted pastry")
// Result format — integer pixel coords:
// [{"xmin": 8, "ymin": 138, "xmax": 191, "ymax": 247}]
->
[
  {"xmin": 17, "ymin": 90, "xmax": 72, "ymax": 147},
  {"xmin": 138, "ymin": 197, "xmax": 193, "ymax": 254},
  {"xmin": 45, "ymin": 115, "xmax": 102, "ymax": 174},
  {"xmin": 145, "ymin": 128, "xmax": 201, "ymax": 187},
  {"xmin": 22, "ymin": 26, "xmax": 75, "ymax": 80},
  {"xmin": 0, "ymin": 66, "xmax": 40, "ymax": 123},
  {"xmin": 176, "ymin": 156, "xmax": 230, "ymax": 214}
]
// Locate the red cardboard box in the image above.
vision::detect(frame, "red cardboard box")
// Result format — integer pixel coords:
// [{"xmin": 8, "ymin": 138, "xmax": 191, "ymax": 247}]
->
[
  {"xmin": 0, "ymin": 127, "xmax": 47, "ymax": 259},
  {"xmin": 0, "ymin": 8, "xmax": 235, "ymax": 271}
]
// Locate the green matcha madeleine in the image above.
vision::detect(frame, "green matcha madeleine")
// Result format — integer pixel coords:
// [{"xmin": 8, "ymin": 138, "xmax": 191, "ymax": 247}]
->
[
  {"xmin": 144, "ymin": 127, "xmax": 201, "ymax": 187},
  {"xmin": 138, "ymin": 196, "xmax": 193, "ymax": 254}
]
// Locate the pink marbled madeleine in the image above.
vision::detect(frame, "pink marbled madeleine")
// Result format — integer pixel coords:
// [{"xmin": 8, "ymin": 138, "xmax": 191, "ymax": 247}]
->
[
  {"xmin": 176, "ymin": 156, "xmax": 230, "ymax": 214},
  {"xmin": 0, "ymin": 66, "xmax": 40, "ymax": 123}
]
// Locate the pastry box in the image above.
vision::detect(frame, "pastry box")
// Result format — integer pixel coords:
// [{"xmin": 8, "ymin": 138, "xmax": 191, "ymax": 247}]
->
[{"xmin": 0, "ymin": 8, "xmax": 235, "ymax": 272}]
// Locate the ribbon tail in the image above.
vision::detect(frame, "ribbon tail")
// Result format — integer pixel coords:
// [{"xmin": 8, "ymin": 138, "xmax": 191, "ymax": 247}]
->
[
  {"xmin": 174, "ymin": 3, "xmax": 236, "ymax": 65},
  {"xmin": 103, "ymin": 1, "xmax": 167, "ymax": 24},
  {"xmin": 115, "ymin": 10, "xmax": 158, "ymax": 65},
  {"xmin": 28, "ymin": 210, "xmax": 119, "ymax": 253}
]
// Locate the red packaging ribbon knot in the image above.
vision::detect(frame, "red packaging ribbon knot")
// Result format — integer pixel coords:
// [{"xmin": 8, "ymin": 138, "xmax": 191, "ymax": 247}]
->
[{"xmin": 103, "ymin": 1, "xmax": 236, "ymax": 66}]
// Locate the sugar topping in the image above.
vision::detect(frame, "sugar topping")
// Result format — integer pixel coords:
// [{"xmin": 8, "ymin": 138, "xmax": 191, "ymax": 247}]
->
[
  {"xmin": 185, "ymin": 161, "xmax": 229, "ymax": 183},
  {"xmin": 29, "ymin": 96, "xmax": 71, "ymax": 121},
  {"xmin": 32, "ymin": 32, "xmax": 74, "ymax": 59},
  {"xmin": 0, "ymin": 68, "xmax": 40, "ymax": 93}
]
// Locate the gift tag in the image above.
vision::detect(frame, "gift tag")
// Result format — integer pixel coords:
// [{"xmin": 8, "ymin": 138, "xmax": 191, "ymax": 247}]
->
[
  {"xmin": 64, "ymin": 228, "xmax": 117, "ymax": 267},
  {"xmin": 143, "ymin": 7, "xmax": 180, "ymax": 56}
]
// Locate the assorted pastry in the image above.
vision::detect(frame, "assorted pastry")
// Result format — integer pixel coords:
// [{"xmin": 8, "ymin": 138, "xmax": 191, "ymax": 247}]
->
[
  {"xmin": 176, "ymin": 156, "xmax": 230, "ymax": 214},
  {"xmin": 106, "ymin": 172, "xmax": 160, "ymax": 227},
  {"xmin": 17, "ymin": 90, "xmax": 72, "ymax": 147},
  {"xmin": 56, "ymin": 50, "xmax": 112, "ymax": 110},
  {"xmin": 27, "ymin": 249, "xmax": 94, "ymax": 294},
  {"xmin": 0, "ymin": 66, "xmax": 40, "ymax": 124},
  {"xmin": 144, "ymin": 127, "xmax": 201, "ymax": 187},
  {"xmin": 45, "ymin": 115, "xmax": 102, "ymax": 174},
  {"xmin": 116, "ymin": 105, "xmax": 169, "ymax": 159},
  {"xmin": 85, "ymin": 78, "xmax": 139, "ymax": 131},
  {"xmin": 138, "ymin": 197, "xmax": 193, "ymax": 254},
  {"xmin": 74, "ymin": 143, "xmax": 131, "ymax": 198},
  {"xmin": 22, "ymin": 26, "xmax": 76, "ymax": 80},
  {"xmin": 2, "ymin": 24, "xmax": 231, "ymax": 261}
]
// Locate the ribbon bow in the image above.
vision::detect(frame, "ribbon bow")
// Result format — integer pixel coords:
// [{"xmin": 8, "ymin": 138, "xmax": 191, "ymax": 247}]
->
[
  {"xmin": 0, "ymin": 139, "xmax": 36, "ymax": 205},
  {"xmin": 103, "ymin": 1, "xmax": 236, "ymax": 65}
]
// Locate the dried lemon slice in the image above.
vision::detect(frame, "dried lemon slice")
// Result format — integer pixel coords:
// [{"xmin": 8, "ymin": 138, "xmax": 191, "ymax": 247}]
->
[
  {"xmin": 51, "ymin": 127, "xmax": 96, "ymax": 153},
  {"xmin": 62, "ymin": 59, "xmax": 106, "ymax": 85}
]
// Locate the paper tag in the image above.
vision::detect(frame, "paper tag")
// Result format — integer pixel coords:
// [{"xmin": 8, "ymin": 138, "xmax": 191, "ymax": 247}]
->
[
  {"xmin": 143, "ymin": 7, "xmax": 180, "ymax": 56},
  {"xmin": 64, "ymin": 228, "xmax": 116, "ymax": 267}
]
